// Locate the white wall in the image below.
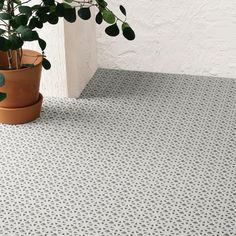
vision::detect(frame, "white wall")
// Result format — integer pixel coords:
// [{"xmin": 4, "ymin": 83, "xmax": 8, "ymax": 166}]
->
[
  {"xmin": 26, "ymin": 10, "xmax": 97, "ymax": 97},
  {"xmin": 64, "ymin": 17, "xmax": 97, "ymax": 98},
  {"xmin": 26, "ymin": 20, "xmax": 68, "ymax": 97},
  {"xmin": 97, "ymin": 0, "xmax": 236, "ymax": 78}
]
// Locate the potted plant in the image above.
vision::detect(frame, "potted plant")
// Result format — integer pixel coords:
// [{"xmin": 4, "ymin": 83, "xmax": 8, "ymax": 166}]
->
[{"xmin": 0, "ymin": 0, "xmax": 135, "ymax": 125}]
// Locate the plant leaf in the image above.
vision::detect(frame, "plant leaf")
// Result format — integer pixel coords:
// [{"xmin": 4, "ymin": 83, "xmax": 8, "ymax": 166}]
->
[
  {"xmin": 119, "ymin": 5, "xmax": 126, "ymax": 16},
  {"xmin": 38, "ymin": 38, "xmax": 46, "ymax": 51},
  {"xmin": 102, "ymin": 10, "xmax": 115, "ymax": 24},
  {"xmin": 19, "ymin": 6, "xmax": 32, "ymax": 17},
  {"xmin": 42, "ymin": 58, "xmax": 51, "ymax": 70},
  {"xmin": 43, "ymin": 0, "xmax": 55, "ymax": 6},
  {"xmin": 14, "ymin": 15, "xmax": 28, "ymax": 26},
  {"xmin": 9, "ymin": 35, "xmax": 23, "ymax": 50},
  {"xmin": 48, "ymin": 13, "xmax": 58, "ymax": 24},
  {"xmin": 22, "ymin": 64, "xmax": 34, "ymax": 68},
  {"xmin": 105, "ymin": 23, "xmax": 119, "ymax": 37},
  {"xmin": 16, "ymin": 25, "xmax": 30, "ymax": 34},
  {"xmin": 95, "ymin": 12, "xmax": 103, "ymax": 24},
  {"xmin": 96, "ymin": 0, "xmax": 107, "ymax": 8},
  {"xmin": 0, "ymin": 37, "xmax": 11, "ymax": 51},
  {"xmin": 21, "ymin": 30, "xmax": 39, "ymax": 41},
  {"xmin": 122, "ymin": 23, "xmax": 135, "ymax": 40},
  {"xmin": 0, "ymin": 28, "xmax": 5, "ymax": 35},
  {"xmin": 0, "ymin": 13, "xmax": 11, "ymax": 20},
  {"xmin": 64, "ymin": 7, "xmax": 76, "ymax": 23},
  {"xmin": 0, "ymin": 92, "xmax": 6, "ymax": 102},
  {"xmin": 55, "ymin": 3, "xmax": 65, "ymax": 17},
  {"xmin": 0, "ymin": 73, "xmax": 5, "ymax": 86},
  {"xmin": 78, "ymin": 8, "xmax": 91, "ymax": 20}
]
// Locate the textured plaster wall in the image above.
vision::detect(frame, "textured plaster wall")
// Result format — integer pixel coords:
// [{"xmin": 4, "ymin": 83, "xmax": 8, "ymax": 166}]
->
[
  {"xmin": 26, "ymin": 21, "xmax": 68, "ymax": 97},
  {"xmin": 26, "ymin": 3, "xmax": 97, "ymax": 98},
  {"xmin": 97, "ymin": 0, "xmax": 236, "ymax": 78},
  {"xmin": 64, "ymin": 16, "xmax": 97, "ymax": 98}
]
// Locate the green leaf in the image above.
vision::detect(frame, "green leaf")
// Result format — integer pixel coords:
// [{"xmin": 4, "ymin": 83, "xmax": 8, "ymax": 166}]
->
[
  {"xmin": 42, "ymin": 58, "xmax": 51, "ymax": 70},
  {"xmin": 55, "ymin": 3, "xmax": 65, "ymax": 17},
  {"xmin": 13, "ymin": 0, "xmax": 21, "ymax": 4},
  {"xmin": 38, "ymin": 38, "xmax": 46, "ymax": 51},
  {"xmin": 9, "ymin": 35, "xmax": 23, "ymax": 50},
  {"xmin": 0, "ymin": 13, "xmax": 11, "ymax": 20},
  {"xmin": 122, "ymin": 23, "xmax": 135, "ymax": 40},
  {"xmin": 21, "ymin": 30, "xmax": 39, "ymax": 41},
  {"xmin": 0, "ymin": 73, "xmax": 5, "ymax": 86},
  {"xmin": 35, "ymin": 19, "xmax": 43, "ymax": 29},
  {"xmin": 119, "ymin": 5, "xmax": 126, "ymax": 16},
  {"xmin": 62, "ymin": 2, "xmax": 72, "ymax": 9},
  {"xmin": 64, "ymin": 7, "xmax": 76, "ymax": 23},
  {"xmin": 31, "ymin": 4, "xmax": 41, "ymax": 11},
  {"xmin": 9, "ymin": 19, "xmax": 19, "ymax": 29},
  {"xmin": 16, "ymin": 25, "xmax": 30, "ymax": 34},
  {"xmin": 102, "ymin": 10, "xmax": 115, "ymax": 24},
  {"xmin": 0, "ymin": 37, "xmax": 11, "ymax": 51},
  {"xmin": 28, "ymin": 17, "xmax": 37, "ymax": 29},
  {"xmin": 29, "ymin": 17, "xmax": 43, "ymax": 29},
  {"xmin": 0, "ymin": 28, "xmax": 5, "ymax": 35},
  {"xmin": 15, "ymin": 15, "xmax": 28, "ymax": 26},
  {"xmin": 43, "ymin": 0, "xmax": 55, "ymax": 6},
  {"xmin": 96, "ymin": 0, "xmax": 107, "ymax": 8},
  {"xmin": 95, "ymin": 12, "xmax": 103, "ymax": 24},
  {"xmin": 22, "ymin": 64, "xmax": 34, "ymax": 68},
  {"xmin": 0, "ymin": 92, "xmax": 6, "ymax": 102},
  {"xmin": 48, "ymin": 12, "xmax": 58, "ymax": 24},
  {"xmin": 19, "ymin": 6, "xmax": 32, "ymax": 17},
  {"xmin": 105, "ymin": 23, "xmax": 119, "ymax": 37},
  {"xmin": 64, "ymin": 0, "xmax": 73, "ymax": 3},
  {"xmin": 37, "ymin": 6, "xmax": 50, "ymax": 15},
  {"xmin": 78, "ymin": 8, "xmax": 91, "ymax": 20},
  {"xmin": 36, "ymin": 7, "xmax": 50, "ymax": 22}
]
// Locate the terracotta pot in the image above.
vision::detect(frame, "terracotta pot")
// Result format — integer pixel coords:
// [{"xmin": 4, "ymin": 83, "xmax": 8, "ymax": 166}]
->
[
  {"xmin": 0, "ymin": 49, "xmax": 43, "ymax": 124},
  {"xmin": 0, "ymin": 49, "xmax": 42, "ymax": 108},
  {"xmin": 0, "ymin": 93, "xmax": 43, "ymax": 125}
]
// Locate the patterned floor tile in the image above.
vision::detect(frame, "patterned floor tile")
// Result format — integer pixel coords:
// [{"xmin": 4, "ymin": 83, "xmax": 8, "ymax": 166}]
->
[{"xmin": 0, "ymin": 69, "xmax": 236, "ymax": 236}]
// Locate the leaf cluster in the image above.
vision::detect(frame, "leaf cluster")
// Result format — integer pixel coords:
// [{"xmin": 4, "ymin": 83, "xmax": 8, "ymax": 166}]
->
[{"xmin": 0, "ymin": 0, "xmax": 135, "ymax": 70}]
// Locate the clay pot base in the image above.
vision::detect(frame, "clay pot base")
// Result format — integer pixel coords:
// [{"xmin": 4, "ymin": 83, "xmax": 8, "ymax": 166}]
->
[{"xmin": 0, "ymin": 94, "xmax": 43, "ymax": 125}]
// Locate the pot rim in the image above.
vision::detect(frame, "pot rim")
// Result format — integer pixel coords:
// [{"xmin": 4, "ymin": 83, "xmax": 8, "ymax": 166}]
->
[
  {"xmin": 0, "ymin": 93, "xmax": 43, "ymax": 125},
  {"xmin": 0, "ymin": 93, "xmax": 43, "ymax": 111},
  {"xmin": 0, "ymin": 49, "xmax": 43, "ymax": 73}
]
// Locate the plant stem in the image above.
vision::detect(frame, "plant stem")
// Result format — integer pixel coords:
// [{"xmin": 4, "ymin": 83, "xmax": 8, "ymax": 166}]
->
[
  {"xmin": 6, "ymin": 0, "xmax": 13, "ymax": 69},
  {"xmin": 16, "ymin": 50, "xmax": 21, "ymax": 69},
  {"xmin": 7, "ymin": 51, "xmax": 13, "ymax": 70}
]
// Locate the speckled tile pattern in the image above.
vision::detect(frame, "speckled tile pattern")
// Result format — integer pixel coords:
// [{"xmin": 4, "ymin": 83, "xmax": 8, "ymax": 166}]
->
[{"xmin": 0, "ymin": 69, "xmax": 236, "ymax": 236}]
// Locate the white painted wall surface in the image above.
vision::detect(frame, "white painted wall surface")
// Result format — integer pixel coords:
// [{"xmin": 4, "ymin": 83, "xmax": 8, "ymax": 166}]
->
[
  {"xmin": 64, "ymin": 17, "xmax": 97, "ymax": 98},
  {"xmin": 26, "ymin": 20, "xmax": 68, "ymax": 97},
  {"xmin": 26, "ymin": 11, "xmax": 97, "ymax": 97},
  {"xmin": 97, "ymin": 0, "xmax": 236, "ymax": 78}
]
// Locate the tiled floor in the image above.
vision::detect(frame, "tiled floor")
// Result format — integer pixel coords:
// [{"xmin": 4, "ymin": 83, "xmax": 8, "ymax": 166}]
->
[{"xmin": 0, "ymin": 69, "xmax": 236, "ymax": 235}]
